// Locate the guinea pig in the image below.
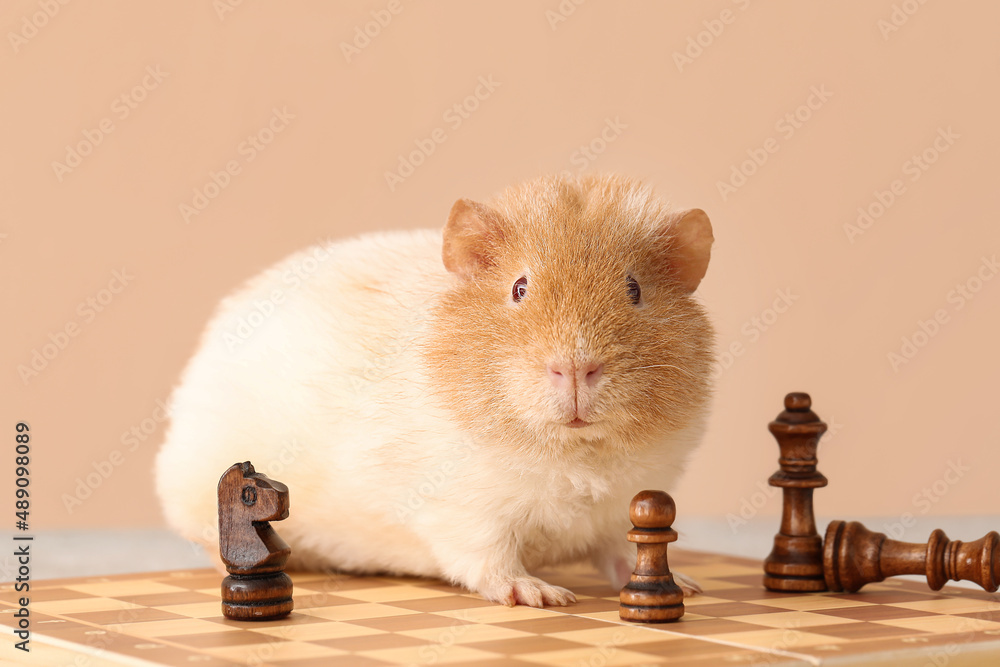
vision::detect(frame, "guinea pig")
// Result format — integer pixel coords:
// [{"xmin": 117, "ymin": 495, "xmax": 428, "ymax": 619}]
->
[{"xmin": 154, "ymin": 173, "xmax": 715, "ymax": 607}]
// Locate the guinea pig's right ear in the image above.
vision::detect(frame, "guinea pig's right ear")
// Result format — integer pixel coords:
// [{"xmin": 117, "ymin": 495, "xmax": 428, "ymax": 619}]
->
[
  {"xmin": 664, "ymin": 208, "xmax": 714, "ymax": 293},
  {"xmin": 442, "ymin": 198, "xmax": 504, "ymax": 279}
]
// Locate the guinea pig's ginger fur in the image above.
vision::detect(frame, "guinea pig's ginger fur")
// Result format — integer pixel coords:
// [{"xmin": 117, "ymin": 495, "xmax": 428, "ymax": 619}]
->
[{"xmin": 155, "ymin": 173, "xmax": 715, "ymax": 608}]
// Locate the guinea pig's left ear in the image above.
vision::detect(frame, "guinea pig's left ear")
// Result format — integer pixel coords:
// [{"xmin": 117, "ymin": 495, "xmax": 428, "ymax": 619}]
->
[
  {"xmin": 665, "ymin": 208, "xmax": 714, "ymax": 293},
  {"xmin": 442, "ymin": 198, "xmax": 505, "ymax": 279}
]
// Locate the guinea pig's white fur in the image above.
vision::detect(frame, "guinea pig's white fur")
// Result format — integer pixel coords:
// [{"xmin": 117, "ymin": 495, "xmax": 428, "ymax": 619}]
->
[{"xmin": 155, "ymin": 174, "xmax": 714, "ymax": 607}]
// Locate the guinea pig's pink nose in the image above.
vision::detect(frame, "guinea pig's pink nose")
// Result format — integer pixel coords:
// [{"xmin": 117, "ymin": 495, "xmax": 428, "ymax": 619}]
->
[
  {"xmin": 581, "ymin": 360, "xmax": 604, "ymax": 387},
  {"xmin": 547, "ymin": 361, "xmax": 573, "ymax": 390},
  {"xmin": 547, "ymin": 360, "xmax": 604, "ymax": 389}
]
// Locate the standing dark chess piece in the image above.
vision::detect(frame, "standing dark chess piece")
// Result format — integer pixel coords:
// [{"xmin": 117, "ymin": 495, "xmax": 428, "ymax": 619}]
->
[
  {"xmin": 619, "ymin": 490, "xmax": 685, "ymax": 623},
  {"xmin": 763, "ymin": 392, "xmax": 829, "ymax": 592},
  {"xmin": 218, "ymin": 461, "xmax": 294, "ymax": 620}
]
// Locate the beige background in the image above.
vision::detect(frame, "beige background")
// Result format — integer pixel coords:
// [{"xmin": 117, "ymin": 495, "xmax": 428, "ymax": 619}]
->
[{"xmin": 3, "ymin": 1, "xmax": 998, "ymax": 535}]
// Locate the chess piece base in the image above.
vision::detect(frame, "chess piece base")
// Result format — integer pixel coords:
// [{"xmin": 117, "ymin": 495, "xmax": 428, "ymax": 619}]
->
[
  {"xmin": 619, "ymin": 602, "xmax": 684, "ymax": 623},
  {"xmin": 764, "ymin": 533, "xmax": 827, "ymax": 592},
  {"xmin": 222, "ymin": 572, "xmax": 294, "ymax": 620},
  {"xmin": 762, "ymin": 573, "xmax": 828, "ymax": 592},
  {"xmin": 619, "ymin": 580, "xmax": 684, "ymax": 622}
]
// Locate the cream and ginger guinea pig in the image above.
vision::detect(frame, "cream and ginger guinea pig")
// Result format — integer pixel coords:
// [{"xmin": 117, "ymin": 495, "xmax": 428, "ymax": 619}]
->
[{"xmin": 155, "ymin": 173, "xmax": 715, "ymax": 607}]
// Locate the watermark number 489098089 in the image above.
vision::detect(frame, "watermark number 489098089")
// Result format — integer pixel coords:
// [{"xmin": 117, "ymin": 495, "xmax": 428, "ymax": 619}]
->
[{"xmin": 13, "ymin": 422, "xmax": 32, "ymax": 653}]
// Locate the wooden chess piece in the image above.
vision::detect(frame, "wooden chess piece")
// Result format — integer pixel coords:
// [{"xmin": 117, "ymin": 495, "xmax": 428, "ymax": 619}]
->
[
  {"xmin": 763, "ymin": 392, "xmax": 829, "ymax": 592},
  {"xmin": 619, "ymin": 490, "xmax": 684, "ymax": 623},
  {"xmin": 218, "ymin": 461, "xmax": 294, "ymax": 620},
  {"xmin": 824, "ymin": 520, "xmax": 1000, "ymax": 593}
]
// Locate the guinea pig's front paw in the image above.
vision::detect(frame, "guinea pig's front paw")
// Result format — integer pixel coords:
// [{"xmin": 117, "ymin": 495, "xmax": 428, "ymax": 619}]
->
[
  {"xmin": 481, "ymin": 575, "xmax": 578, "ymax": 608},
  {"xmin": 673, "ymin": 571, "xmax": 702, "ymax": 597}
]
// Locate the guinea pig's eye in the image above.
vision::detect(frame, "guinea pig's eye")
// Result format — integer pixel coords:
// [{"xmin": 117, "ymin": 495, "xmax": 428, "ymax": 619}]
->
[
  {"xmin": 626, "ymin": 275, "xmax": 641, "ymax": 305},
  {"xmin": 512, "ymin": 276, "xmax": 528, "ymax": 303}
]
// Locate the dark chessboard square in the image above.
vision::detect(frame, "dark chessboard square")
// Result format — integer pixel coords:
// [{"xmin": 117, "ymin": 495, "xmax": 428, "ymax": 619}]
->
[
  {"xmin": 161, "ymin": 573, "xmax": 227, "ymax": 590},
  {"xmin": 13, "ymin": 618, "xmax": 114, "ymax": 644},
  {"xmin": 383, "ymin": 595, "xmax": 496, "ymax": 613},
  {"xmin": 629, "ymin": 636, "xmax": 761, "ymax": 658},
  {"xmin": 68, "ymin": 607, "xmax": 189, "ymax": 625},
  {"xmin": 267, "ymin": 656, "xmax": 393, "ymax": 667},
  {"xmin": 18, "ymin": 613, "xmax": 71, "ymax": 627},
  {"xmin": 295, "ymin": 575, "xmax": 412, "ymax": 593},
  {"xmin": 689, "ymin": 602, "xmax": 789, "ymax": 618},
  {"xmin": 313, "ymin": 632, "xmax": 431, "ymax": 651},
  {"xmin": 389, "ymin": 581, "xmax": 467, "ymax": 595},
  {"xmin": 717, "ymin": 573, "xmax": 776, "ymax": 586},
  {"xmin": 34, "ymin": 569, "xmax": 192, "ymax": 587},
  {"xmin": 347, "ymin": 614, "xmax": 474, "ymax": 632},
  {"xmin": 206, "ymin": 611, "xmax": 330, "ymax": 628},
  {"xmin": 283, "ymin": 593, "xmax": 361, "ymax": 609},
  {"xmin": 547, "ymin": 597, "xmax": 618, "ymax": 615},
  {"xmin": 118, "ymin": 591, "xmax": 219, "ymax": 607},
  {"xmin": 1, "ymin": 587, "xmax": 91, "ymax": 604},
  {"xmin": 165, "ymin": 630, "xmax": 288, "ymax": 648},
  {"xmin": 813, "ymin": 605, "xmax": 939, "ymax": 622},
  {"xmin": 805, "ymin": 621, "xmax": 927, "ymax": 640},
  {"xmin": 664, "ymin": 618, "xmax": 762, "ymax": 636},
  {"xmin": 831, "ymin": 591, "xmax": 949, "ymax": 604},
  {"xmin": 571, "ymin": 585, "xmax": 619, "ymax": 598},
  {"xmin": 706, "ymin": 587, "xmax": 803, "ymax": 602},
  {"xmin": 471, "ymin": 635, "xmax": 588, "ymax": 655},
  {"xmin": 367, "ymin": 574, "xmax": 436, "ymax": 585},
  {"xmin": 493, "ymin": 616, "xmax": 608, "ymax": 634},
  {"xmin": 111, "ymin": 642, "xmax": 228, "ymax": 665}
]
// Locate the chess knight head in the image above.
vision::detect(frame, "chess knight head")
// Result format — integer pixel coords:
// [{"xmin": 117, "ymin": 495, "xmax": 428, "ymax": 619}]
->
[
  {"xmin": 221, "ymin": 461, "xmax": 290, "ymax": 522},
  {"xmin": 217, "ymin": 461, "xmax": 291, "ymax": 571}
]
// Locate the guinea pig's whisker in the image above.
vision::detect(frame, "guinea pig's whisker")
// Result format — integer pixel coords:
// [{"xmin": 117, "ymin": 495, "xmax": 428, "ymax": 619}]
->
[{"xmin": 628, "ymin": 363, "xmax": 697, "ymax": 379}]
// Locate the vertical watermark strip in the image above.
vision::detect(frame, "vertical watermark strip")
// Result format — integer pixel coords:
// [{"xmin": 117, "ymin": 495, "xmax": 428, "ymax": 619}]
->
[{"xmin": 13, "ymin": 422, "xmax": 32, "ymax": 653}]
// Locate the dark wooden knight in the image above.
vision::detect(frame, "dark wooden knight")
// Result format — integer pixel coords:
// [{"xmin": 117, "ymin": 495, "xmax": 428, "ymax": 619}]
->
[{"xmin": 217, "ymin": 461, "xmax": 293, "ymax": 620}]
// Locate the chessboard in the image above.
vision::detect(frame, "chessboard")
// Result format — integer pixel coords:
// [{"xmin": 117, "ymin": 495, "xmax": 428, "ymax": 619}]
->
[{"xmin": 4, "ymin": 549, "xmax": 1000, "ymax": 666}]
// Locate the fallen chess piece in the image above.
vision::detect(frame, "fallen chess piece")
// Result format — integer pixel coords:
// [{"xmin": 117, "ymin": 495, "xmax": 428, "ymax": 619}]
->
[
  {"xmin": 218, "ymin": 461, "xmax": 294, "ymax": 620},
  {"xmin": 619, "ymin": 490, "xmax": 685, "ymax": 623},
  {"xmin": 763, "ymin": 392, "xmax": 830, "ymax": 592},
  {"xmin": 824, "ymin": 520, "xmax": 1000, "ymax": 593}
]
